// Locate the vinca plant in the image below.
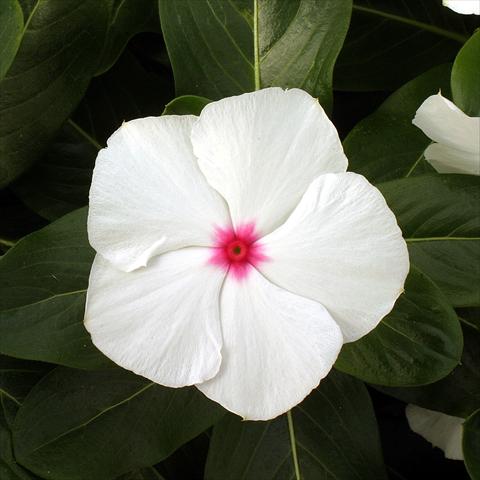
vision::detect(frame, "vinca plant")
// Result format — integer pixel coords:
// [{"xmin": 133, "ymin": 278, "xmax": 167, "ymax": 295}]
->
[{"xmin": 0, "ymin": 1, "xmax": 479, "ymax": 479}]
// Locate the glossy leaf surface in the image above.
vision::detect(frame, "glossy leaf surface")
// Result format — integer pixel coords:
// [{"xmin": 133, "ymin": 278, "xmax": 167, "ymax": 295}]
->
[
  {"xmin": 0, "ymin": 0, "xmax": 109, "ymax": 187},
  {"xmin": 0, "ymin": 0, "xmax": 23, "ymax": 80},
  {"xmin": 205, "ymin": 370, "xmax": 387, "ymax": 480},
  {"xmin": 451, "ymin": 30, "xmax": 480, "ymax": 116},
  {"xmin": 380, "ymin": 174, "xmax": 480, "ymax": 307},
  {"xmin": 335, "ymin": 0, "xmax": 476, "ymax": 91},
  {"xmin": 0, "ymin": 208, "xmax": 107, "ymax": 369},
  {"xmin": 96, "ymin": 0, "xmax": 159, "ymax": 75},
  {"xmin": 13, "ymin": 52, "xmax": 172, "ymax": 221},
  {"xmin": 159, "ymin": 0, "xmax": 351, "ymax": 111},
  {"xmin": 13, "ymin": 367, "xmax": 224, "ymax": 480},
  {"xmin": 336, "ymin": 267, "xmax": 463, "ymax": 386},
  {"xmin": 162, "ymin": 95, "xmax": 210, "ymax": 116},
  {"xmin": 344, "ymin": 64, "xmax": 451, "ymax": 184},
  {"xmin": 12, "ymin": 122, "xmax": 98, "ymax": 221},
  {"xmin": 377, "ymin": 324, "xmax": 480, "ymax": 419}
]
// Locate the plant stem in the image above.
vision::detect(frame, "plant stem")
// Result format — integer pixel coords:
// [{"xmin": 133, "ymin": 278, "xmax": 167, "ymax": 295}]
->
[
  {"xmin": 253, "ymin": 0, "xmax": 261, "ymax": 90},
  {"xmin": 67, "ymin": 118, "xmax": 103, "ymax": 151},
  {"xmin": 287, "ymin": 410, "xmax": 301, "ymax": 480},
  {"xmin": 0, "ymin": 237, "xmax": 16, "ymax": 248}
]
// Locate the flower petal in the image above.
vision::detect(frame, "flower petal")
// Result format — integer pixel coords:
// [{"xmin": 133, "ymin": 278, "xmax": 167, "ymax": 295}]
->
[
  {"xmin": 84, "ymin": 248, "xmax": 225, "ymax": 387},
  {"xmin": 197, "ymin": 268, "xmax": 343, "ymax": 421},
  {"xmin": 443, "ymin": 0, "xmax": 480, "ymax": 15},
  {"xmin": 406, "ymin": 405, "xmax": 464, "ymax": 460},
  {"xmin": 412, "ymin": 93, "xmax": 480, "ymax": 175},
  {"xmin": 88, "ymin": 115, "xmax": 230, "ymax": 272},
  {"xmin": 259, "ymin": 172, "xmax": 409, "ymax": 343},
  {"xmin": 424, "ymin": 143, "xmax": 480, "ymax": 175},
  {"xmin": 191, "ymin": 87, "xmax": 348, "ymax": 235}
]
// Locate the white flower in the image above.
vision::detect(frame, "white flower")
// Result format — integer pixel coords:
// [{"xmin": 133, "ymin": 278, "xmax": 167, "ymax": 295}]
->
[
  {"xmin": 84, "ymin": 88, "xmax": 409, "ymax": 420},
  {"xmin": 443, "ymin": 0, "xmax": 480, "ymax": 15},
  {"xmin": 406, "ymin": 405, "xmax": 464, "ymax": 460},
  {"xmin": 413, "ymin": 93, "xmax": 480, "ymax": 175}
]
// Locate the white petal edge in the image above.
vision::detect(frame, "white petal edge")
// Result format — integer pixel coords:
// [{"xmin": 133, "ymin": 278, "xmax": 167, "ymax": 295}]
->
[
  {"xmin": 412, "ymin": 93, "xmax": 480, "ymax": 175},
  {"xmin": 443, "ymin": 0, "xmax": 480, "ymax": 14},
  {"xmin": 424, "ymin": 143, "xmax": 480, "ymax": 175},
  {"xmin": 197, "ymin": 268, "xmax": 343, "ymax": 421},
  {"xmin": 191, "ymin": 87, "xmax": 348, "ymax": 236},
  {"xmin": 88, "ymin": 115, "xmax": 230, "ymax": 272},
  {"xmin": 258, "ymin": 172, "xmax": 410, "ymax": 343},
  {"xmin": 406, "ymin": 405, "xmax": 465, "ymax": 460},
  {"xmin": 84, "ymin": 248, "xmax": 225, "ymax": 387}
]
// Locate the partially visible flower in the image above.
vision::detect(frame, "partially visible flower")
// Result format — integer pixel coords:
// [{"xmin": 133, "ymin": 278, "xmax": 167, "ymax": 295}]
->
[
  {"xmin": 85, "ymin": 87, "xmax": 409, "ymax": 420},
  {"xmin": 406, "ymin": 404, "xmax": 464, "ymax": 460},
  {"xmin": 443, "ymin": 0, "xmax": 480, "ymax": 15},
  {"xmin": 413, "ymin": 93, "xmax": 480, "ymax": 175}
]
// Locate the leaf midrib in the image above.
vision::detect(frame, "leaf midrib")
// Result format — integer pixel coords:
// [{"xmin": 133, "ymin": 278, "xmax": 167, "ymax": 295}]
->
[
  {"xmin": 406, "ymin": 236, "xmax": 480, "ymax": 243},
  {"xmin": 25, "ymin": 382, "xmax": 155, "ymax": 454},
  {"xmin": 253, "ymin": 0, "xmax": 260, "ymax": 89},
  {"xmin": 21, "ymin": 0, "xmax": 42, "ymax": 35},
  {"xmin": 0, "ymin": 289, "xmax": 87, "ymax": 314},
  {"xmin": 0, "ymin": 389, "xmax": 21, "ymax": 406},
  {"xmin": 67, "ymin": 119, "xmax": 102, "ymax": 150},
  {"xmin": 382, "ymin": 319, "xmax": 459, "ymax": 363},
  {"xmin": 352, "ymin": 4, "xmax": 468, "ymax": 43}
]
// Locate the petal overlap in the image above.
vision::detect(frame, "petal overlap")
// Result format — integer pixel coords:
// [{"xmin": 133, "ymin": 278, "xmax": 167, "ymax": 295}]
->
[
  {"xmin": 191, "ymin": 87, "xmax": 348, "ymax": 235},
  {"xmin": 88, "ymin": 115, "xmax": 231, "ymax": 272},
  {"xmin": 259, "ymin": 172, "xmax": 409, "ymax": 342},
  {"xmin": 85, "ymin": 88, "xmax": 410, "ymax": 420},
  {"xmin": 197, "ymin": 268, "xmax": 343, "ymax": 421},
  {"xmin": 85, "ymin": 248, "xmax": 225, "ymax": 387}
]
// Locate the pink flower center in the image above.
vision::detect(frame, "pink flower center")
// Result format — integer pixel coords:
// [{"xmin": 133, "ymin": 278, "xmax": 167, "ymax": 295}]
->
[
  {"xmin": 226, "ymin": 240, "xmax": 249, "ymax": 262},
  {"xmin": 209, "ymin": 223, "xmax": 267, "ymax": 280}
]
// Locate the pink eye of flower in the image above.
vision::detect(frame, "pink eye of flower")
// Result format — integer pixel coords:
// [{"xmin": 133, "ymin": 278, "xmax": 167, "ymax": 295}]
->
[
  {"xmin": 209, "ymin": 223, "xmax": 267, "ymax": 280},
  {"xmin": 226, "ymin": 240, "xmax": 248, "ymax": 261},
  {"xmin": 85, "ymin": 87, "xmax": 410, "ymax": 421}
]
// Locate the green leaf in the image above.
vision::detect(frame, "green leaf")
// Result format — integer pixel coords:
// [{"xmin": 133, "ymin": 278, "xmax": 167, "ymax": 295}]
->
[
  {"xmin": 1, "ymin": 411, "xmax": 38, "ymax": 480},
  {"xmin": 0, "ymin": 356, "xmax": 49, "ymax": 412},
  {"xmin": 344, "ymin": 64, "xmax": 451, "ymax": 184},
  {"xmin": 0, "ymin": 0, "xmax": 23, "ymax": 80},
  {"xmin": 335, "ymin": 267, "xmax": 462, "ymax": 387},
  {"xmin": 335, "ymin": 0, "xmax": 476, "ymax": 91},
  {"xmin": 159, "ymin": 0, "xmax": 351, "ymax": 111},
  {"xmin": 116, "ymin": 467, "xmax": 165, "ymax": 480},
  {"xmin": 0, "ymin": 208, "xmax": 108, "ymax": 369},
  {"xmin": 376, "ymin": 323, "xmax": 480, "ymax": 419},
  {"xmin": 0, "ymin": 0, "xmax": 109, "ymax": 187},
  {"xmin": 379, "ymin": 174, "xmax": 480, "ymax": 307},
  {"xmin": 458, "ymin": 307, "xmax": 480, "ymax": 331},
  {"xmin": 451, "ymin": 30, "xmax": 480, "ymax": 117},
  {"xmin": 12, "ymin": 121, "xmax": 98, "ymax": 221},
  {"xmin": 464, "ymin": 409, "xmax": 480, "ymax": 480},
  {"xmin": 74, "ymin": 51, "xmax": 172, "ymax": 145},
  {"xmin": 12, "ymin": 367, "xmax": 224, "ymax": 480},
  {"xmin": 96, "ymin": 0, "xmax": 159, "ymax": 75},
  {"xmin": 13, "ymin": 51, "xmax": 171, "ymax": 222},
  {"xmin": 0, "ymin": 355, "xmax": 50, "ymax": 431},
  {"xmin": 0, "ymin": 190, "xmax": 46, "ymax": 254},
  {"xmin": 1, "ymin": 357, "xmax": 45, "ymax": 480},
  {"xmin": 162, "ymin": 95, "xmax": 211, "ymax": 116},
  {"xmin": 205, "ymin": 370, "xmax": 387, "ymax": 480}
]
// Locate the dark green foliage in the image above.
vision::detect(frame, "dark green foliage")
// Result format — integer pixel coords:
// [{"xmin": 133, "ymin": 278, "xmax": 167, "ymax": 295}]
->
[{"xmin": 0, "ymin": 1, "xmax": 478, "ymax": 478}]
